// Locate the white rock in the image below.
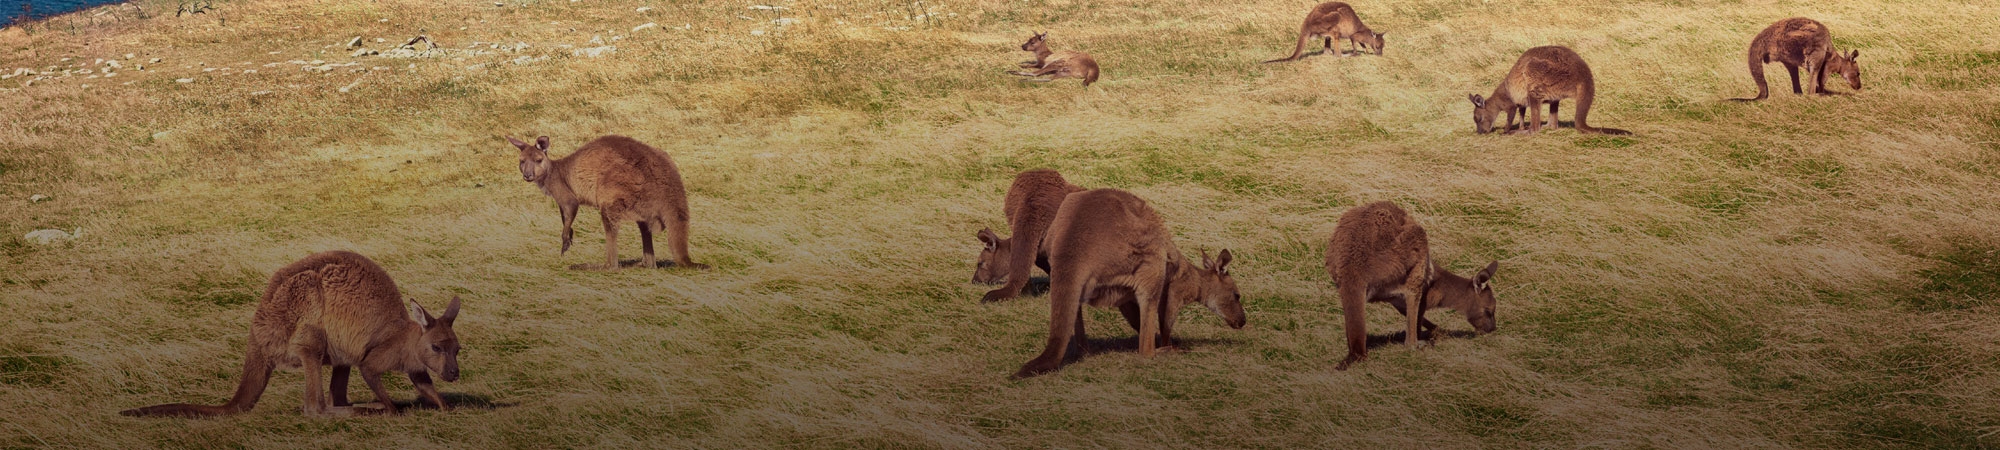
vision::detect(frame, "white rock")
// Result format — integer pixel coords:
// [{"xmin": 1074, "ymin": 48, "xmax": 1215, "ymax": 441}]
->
[
  {"xmin": 635, "ymin": 6, "xmax": 652, "ymax": 12},
  {"xmin": 632, "ymin": 22, "xmax": 657, "ymax": 32},
  {"xmin": 347, "ymin": 36, "xmax": 364, "ymax": 47},
  {"xmin": 375, "ymin": 38, "xmax": 387, "ymax": 43},
  {"xmin": 750, "ymin": 29, "xmax": 766, "ymax": 36},
  {"xmin": 28, "ymin": 194, "xmax": 48, "ymax": 202},
  {"xmin": 24, "ymin": 228, "xmax": 81, "ymax": 245},
  {"xmin": 251, "ymin": 90, "xmax": 272, "ymax": 96},
  {"xmin": 352, "ymin": 49, "xmax": 378, "ymax": 57},
  {"xmin": 124, "ymin": 53, "xmax": 135, "ymax": 59},
  {"xmin": 175, "ymin": 78, "xmax": 194, "ymax": 83},
  {"xmin": 572, "ymin": 46, "xmax": 616, "ymax": 58},
  {"xmin": 149, "ymin": 58, "xmax": 162, "ymax": 63},
  {"xmin": 773, "ymin": 18, "xmax": 798, "ymax": 26},
  {"xmin": 589, "ymin": 35, "xmax": 604, "ymax": 45}
]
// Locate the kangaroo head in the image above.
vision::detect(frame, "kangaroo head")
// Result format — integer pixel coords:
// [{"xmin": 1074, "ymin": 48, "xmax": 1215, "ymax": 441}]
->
[
  {"xmin": 971, "ymin": 228, "xmax": 1010, "ymax": 284},
  {"xmin": 1431, "ymin": 261, "xmax": 1499, "ymax": 334},
  {"xmin": 1827, "ymin": 49, "xmax": 1861, "ymax": 91},
  {"xmin": 1468, "ymin": 94, "xmax": 1499, "ymax": 134},
  {"xmin": 408, "ymin": 296, "xmax": 463, "ymax": 382},
  {"xmin": 509, "ymin": 135, "xmax": 554, "ymax": 183},
  {"xmin": 1193, "ymin": 249, "xmax": 1247, "ymax": 329},
  {"xmin": 1020, "ymin": 31, "xmax": 1048, "ymax": 52},
  {"xmin": 1356, "ymin": 31, "xmax": 1385, "ymax": 55}
]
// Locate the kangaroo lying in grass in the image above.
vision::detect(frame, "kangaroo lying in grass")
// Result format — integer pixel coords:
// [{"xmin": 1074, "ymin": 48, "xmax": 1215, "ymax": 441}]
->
[
  {"xmin": 512, "ymin": 135, "xmax": 706, "ymax": 271},
  {"xmin": 1264, "ymin": 2, "xmax": 1384, "ymax": 63},
  {"xmin": 1010, "ymin": 32, "xmax": 1100, "ymax": 87},
  {"xmin": 1013, "ymin": 189, "xmax": 1247, "ymax": 379},
  {"xmin": 974, "ymin": 169, "xmax": 1087, "ymax": 302},
  {"xmin": 1731, "ymin": 17, "xmax": 1862, "ymax": 101},
  {"xmin": 1468, "ymin": 46, "xmax": 1630, "ymax": 136},
  {"xmin": 122, "ymin": 251, "xmax": 462, "ymax": 417},
  {"xmin": 1326, "ymin": 202, "xmax": 1496, "ymax": 371}
]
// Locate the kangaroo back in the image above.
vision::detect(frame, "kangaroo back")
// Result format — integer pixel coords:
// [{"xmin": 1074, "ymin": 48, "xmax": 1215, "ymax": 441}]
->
[{"xmin": 121, "ymin": 255, "xmax": 337, "ymax": 417}]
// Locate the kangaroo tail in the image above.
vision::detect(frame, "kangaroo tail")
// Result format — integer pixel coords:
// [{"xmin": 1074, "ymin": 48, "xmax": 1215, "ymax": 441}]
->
[
  {"xmin": 120, "ymin": 350, "xmax": 273, "ymax": 418},
  {"xmin": 1730, "ymin": 38, "xmax": 1769, "ymax": 101},
  {"xmin": 1263, "ymin": 33, "xmax": 1310, "ymax": 64}
]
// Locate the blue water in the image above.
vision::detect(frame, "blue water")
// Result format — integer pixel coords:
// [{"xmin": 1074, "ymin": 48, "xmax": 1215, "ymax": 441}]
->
[{"xmin": 2, "ymin": 0, "xmax": 129, "ymax": 25}]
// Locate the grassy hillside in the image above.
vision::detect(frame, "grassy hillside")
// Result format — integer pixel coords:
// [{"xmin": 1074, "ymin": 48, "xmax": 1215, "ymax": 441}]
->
[{"xmin": 3, "ymin": 0, "xmax": 1999, "ymax": 447}]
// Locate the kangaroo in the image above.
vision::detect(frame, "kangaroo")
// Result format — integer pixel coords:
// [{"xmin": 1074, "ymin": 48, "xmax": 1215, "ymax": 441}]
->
[
  {"xmin": 1010, "ymin": 32, "xmax": 1100, "ymax": 87},
  {"xmin": 122, "ymin": 251, "xmax": 462, "ymax": 417},
  {"xmin": 1264, "ymin": 2, "xmax": 1385, "ymax": 63},
  {"xmin": 1467, "ymin": 46, "xmax": 1631, "ymax": 136},
  {"xmin": 973, "ymin": 169, "xmax": 1088, "ymax": 302},
  {"xmin": 512, "ymin": 135, "xmax": 706, "ymax": 271},
  {"xmin": 1731, "ymin": 17, "xmax": 1862, "ymax": 101},
  {"xmin": 1326, "ymin": 202, "xmax": 1497, "ymax": 371},
  {"xmin": 1013, "ymin": 189, "xmax": 1247, "ymax": 379}
]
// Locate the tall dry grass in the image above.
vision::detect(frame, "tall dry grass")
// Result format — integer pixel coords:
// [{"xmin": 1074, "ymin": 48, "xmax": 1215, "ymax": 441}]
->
[{"xmin": 3, "ymin": 0, "xmax": 1999, "ymax": 447}]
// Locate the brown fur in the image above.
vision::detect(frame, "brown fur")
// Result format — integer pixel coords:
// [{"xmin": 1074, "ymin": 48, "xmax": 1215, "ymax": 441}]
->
[
  {"xmin": 512, "ymin": 135, "xmax": 706, "ymax": 271},
  {"xmin": 1325, "ymin": 202, "xmax": 1497, "ymax": 371},
  {"xmin": 1013, "ymin": 189, "xmax": 1247, "ymax": 379},
  {"xmin": 1468, "ymin": 46, "xmax": 1631, "ymax": 136},
  {"xmin": 1264, "ymin": 2, "xmax": 1385, "ymax": 63},
  {"xmin": 973, "ymin": 169, "xmax": 1087, "ymax": 302},
  {"xmin": 121, "ymin": 251, "xmax": 463, "ymax": 417},
  {"xmin": 1010, "ymin": 32, "xmax": 1101, "ymax": 87},
  {"xmin": 1731, "ymin": 17, "xmax": 1862, "ymax": 101}
]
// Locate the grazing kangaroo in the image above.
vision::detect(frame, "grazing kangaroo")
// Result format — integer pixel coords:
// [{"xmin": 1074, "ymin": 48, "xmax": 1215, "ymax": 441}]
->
[
  {"xmin": 1731, "ymin": 17, "xmax": 1862, "ymax": 101},
  {"xmin": 973, "ymin": 169, "xmax": 1087, "ymax": 303},
  {"xmin": 1326, "ymin": 202, "xmax": 1497, "ymax": 371},
  {"xmin": 512, "ymin": 135, "xmax": 706, "ymax": 271},
  {"xmin": 1010, "ymin": 32, "xmax": 1100, "ymax": 87},
  {"xmin": 121, "ymin": 251, "xmax": 462, "ymax": 417},
  {"xmin": 1468, "ymin": 45, "xmax": 1631, "ymax": 136},
  {"xmin": 1013, "ymin": 188, "xmax": 1247, "ymax": 379},
  {"xmin": 1264, "ymin": 2, "xmax": 1384, "ymax": 63}
]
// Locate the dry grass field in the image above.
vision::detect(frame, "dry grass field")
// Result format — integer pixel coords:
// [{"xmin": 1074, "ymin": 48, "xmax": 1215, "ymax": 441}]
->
[{"xmin": 3, "ymin": 0, "xmax": 2000, "ymax": 447}]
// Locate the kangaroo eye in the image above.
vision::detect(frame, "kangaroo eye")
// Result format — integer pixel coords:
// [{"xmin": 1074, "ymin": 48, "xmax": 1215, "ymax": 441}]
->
[{"xmin": 431, "ymin": 344, "xmax": 444, "ymax": 352}]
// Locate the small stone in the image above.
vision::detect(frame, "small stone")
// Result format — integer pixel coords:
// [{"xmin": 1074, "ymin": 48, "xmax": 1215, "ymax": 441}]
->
[
  {"xmin": 175, "ymin": 78, "xmax": 194, "ymax": 83},
  {"xmin": 124, "ymin": 53, "xmax": 135, "ymax": 59},
  {"xmin": 375, "ymin": 38, "xmax": 387, "ymax": 43},
  {"xmin": 635, "ymin": 6, "xmax": 652, "ymax": 12},
  {"xmin": 250, "ymin": 90, "xmax": 272, "ymax": 96},
  {"xmin": 632, "ymin": 22, "xmax": 657, "ymax": 32},
  {"xmin": 572, "ymin": 46, "xmax": 616, "ymax": 58},
  {"xmin": 23, "ymin": 228, "xmax": 81, "ymax": 245},
  {"xmin": 28, "ymin": 194, "xmax": 47, "ymax": 202},
  {"xmin": 351, "ymin": 49, "xmax": 378, "ymax": 57},
  {"xmin": 347, "ymin": 36, "xmax": 364, "ymax": 47},
  {"xmin": 149, "ymin": 58, "xmax": 162, "ymax": 63}
]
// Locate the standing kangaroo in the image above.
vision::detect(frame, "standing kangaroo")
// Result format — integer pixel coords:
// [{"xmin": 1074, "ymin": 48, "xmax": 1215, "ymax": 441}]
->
[
  {"xmin": 1468, "ymin": 45, "xmax": 1631, "ymax": 136},
  {"xmin": 1731, "ymin": 17, "xmax": 1862, "ymax": 101},
  {"xmin": 1010, "ymin": 32, "xmax": 1101, "ymax": 87},
  {"xmin": 121, "ymin": 251, "xmax": 462, "ymax": 417},
  {"xmin": 1326, "ymin": 202, "xmax": 1497, "ymax": 371},
  {"xmin": 512, "ymin": 135, "xmax": 706, "ymax": 271},
  {"xmin": 1264, "ymin": 2, "xmax": 1384, "ymax": 63},
  {"xmin": 1013, "ymin": 189, "xmax": 1247, "ymax": 379},
  {"xmin": 973, "ymin": 169, "xmax": 1087, "ymax": 303}
]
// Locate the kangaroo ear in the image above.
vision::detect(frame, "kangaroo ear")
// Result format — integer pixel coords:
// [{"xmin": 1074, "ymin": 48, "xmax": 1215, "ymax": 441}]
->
[
  {"xmin": 1848, "ymin": 50, "xmax": 1859, "ymax": 60},
  {"xmin": 1214, "ymin": 249, "xmax": 1233, "ymax": 274},
  {"xmin": 1468, "ymin": 94, "xmax": 1485, "ymax": 108},
  {"xmin": 535, "ymin": 136, "xmax": 551, "ymax": 151},
  {"xmin": 976, "ymin": 228, "xmax": 1000, "ymax": 249},
  {"xmin": 408, "ymin": 300, "xmax": 435, "ymax": 328},
  {"xmin": 506, "ymin": 136, "xmax": 530, "ymax": 149},
  {"xmin": 1475, "ymin": 261, "xmax": 1499, "ymax": 289},
  {"xmin": 439, "ymin": 295, "xmax": 461, "ymax": 324}
]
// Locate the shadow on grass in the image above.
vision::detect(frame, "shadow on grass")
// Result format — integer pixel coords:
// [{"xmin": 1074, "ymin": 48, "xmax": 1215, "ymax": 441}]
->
[
  {"xmin": 1363, "ymin": 329, "xmax": 1481, "ymax": 350},
  {"xmin": 355, "ymin": 392, "xmax": 512, "ymax": 412}
]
